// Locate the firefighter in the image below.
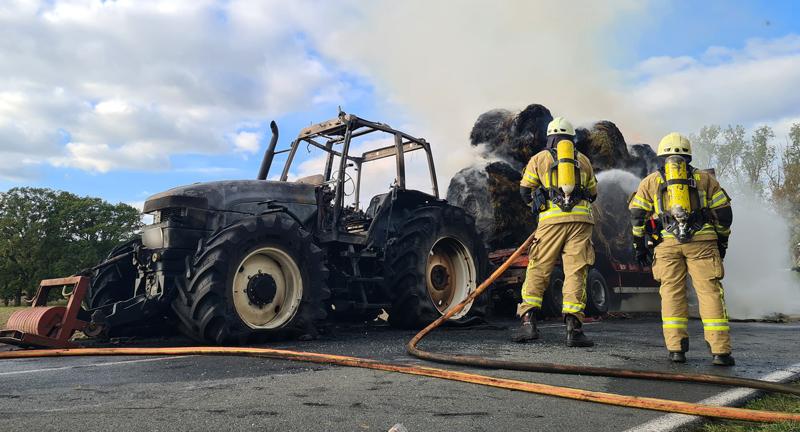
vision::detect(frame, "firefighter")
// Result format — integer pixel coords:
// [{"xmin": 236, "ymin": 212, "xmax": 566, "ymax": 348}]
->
[
  {"xmin": 629, "ymin": 133, "xmax": 735, "ymax": 366},
  {"xmin": 792, "ymin": 243, "xmax": 800, "ymax": 272},
  {"xmin": 511, "ymin": 117, "xmax": 599, "ymax": 347}
]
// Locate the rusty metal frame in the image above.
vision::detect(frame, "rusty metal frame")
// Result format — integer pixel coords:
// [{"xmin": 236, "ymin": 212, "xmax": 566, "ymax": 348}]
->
[
  {"xmin": 277, "ymin": 112, "xmax": 440, "ymax": 238},
  {"xmin": 0, "ymin": 276, "xmax": 90, "ymax": 349}
]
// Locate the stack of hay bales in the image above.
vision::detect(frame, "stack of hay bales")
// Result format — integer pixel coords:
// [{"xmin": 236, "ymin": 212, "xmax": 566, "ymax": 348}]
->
[{"xmin": 447, "ymin": 103, "xmax": 657, "ymax": 254}]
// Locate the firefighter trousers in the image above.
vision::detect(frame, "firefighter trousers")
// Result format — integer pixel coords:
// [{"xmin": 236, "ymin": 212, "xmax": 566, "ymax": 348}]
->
[
  {"xmin": 517, "ymin": 222, "xmax": 594, "ymax": 323},
  {"xmin": 652, "ymin": 239, "xmax": 731, "ymax": 355}
]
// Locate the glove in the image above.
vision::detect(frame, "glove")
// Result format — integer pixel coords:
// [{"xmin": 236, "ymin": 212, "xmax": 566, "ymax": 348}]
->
[
  {"xmin": 717, "ymin": 235, "xmax": 729, "ymax": 260},
  {"xmin": 633, "ymin": 236, "xmax": 652, "ymax": 267}
]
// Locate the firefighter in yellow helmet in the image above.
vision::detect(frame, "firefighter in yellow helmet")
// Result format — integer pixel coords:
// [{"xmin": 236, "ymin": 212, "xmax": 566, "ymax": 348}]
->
[
  {"xmin": 629, "ymin": 133, "xmax": 735, "ymax": 366},
  {"xmin": 512, "ymin": 117, "xmax": 599, "ymax": 347}
]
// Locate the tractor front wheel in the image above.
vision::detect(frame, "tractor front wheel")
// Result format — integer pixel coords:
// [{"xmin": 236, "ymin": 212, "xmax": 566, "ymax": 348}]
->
[{"xmin": 172, "ymin": 215, "xmax": 329, "ymax": 345}]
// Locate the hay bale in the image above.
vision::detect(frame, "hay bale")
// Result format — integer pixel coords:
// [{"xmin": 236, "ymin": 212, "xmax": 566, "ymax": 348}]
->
[
  {"xmin": 576, "ymin": 120, "xmax": 631, "ymax": 172},
  {"xmin": 446, "ymin": 161, "xmax": 536, "ymax": 249},
  {"xmin": 469, "ymin": 104, "xmax": 552, "ymax": 170}
]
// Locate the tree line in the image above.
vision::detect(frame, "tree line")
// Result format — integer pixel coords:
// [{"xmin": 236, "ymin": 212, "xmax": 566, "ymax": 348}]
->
[
  {"xmin": 688, "ymin": 122, "xmax": 800, "ymax": 248},
  {"xmin": 0, "ymin": 187, "xmax": 142, "ymax": 306}
]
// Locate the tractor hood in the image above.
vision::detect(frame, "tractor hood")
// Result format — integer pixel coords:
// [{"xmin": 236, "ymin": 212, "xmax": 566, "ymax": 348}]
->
[{"xmin": 143, "ymin": 180, "xmax": 317, "ymax": 213}]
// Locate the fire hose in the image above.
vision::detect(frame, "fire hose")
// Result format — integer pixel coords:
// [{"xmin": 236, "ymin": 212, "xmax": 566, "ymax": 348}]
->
[{"xmin": 2, "ymin": 232, "xmax": 799, "ymax": 423}]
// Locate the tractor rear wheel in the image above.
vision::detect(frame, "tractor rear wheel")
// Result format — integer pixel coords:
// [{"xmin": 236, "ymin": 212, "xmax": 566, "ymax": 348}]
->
[
  {"xmin": 384, "ymin": 206, "xmax": 491, "ymax": 329},
  {"xmin": 172, "ymin": 215, "xmax": 329, "ymax": 345}
]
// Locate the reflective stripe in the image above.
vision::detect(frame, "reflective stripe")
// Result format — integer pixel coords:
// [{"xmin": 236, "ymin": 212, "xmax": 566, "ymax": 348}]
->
[
  {"xmin": 632, "ymin": 196, "xmax": 653, "ymax": 211},
  {"xmin": 522, "ymin": 296, "xmax": 543, "ymax": 307},
  {"xmin": 703, "ymin": 318, "xmax": 729, "ymax": 331},
  {"xmin": 714, "ymin": 225, "xmax": 731, "ymax": 235},
  {"xmin": 539, "ymin": 205, "xmax": 591, "ymax": 221},
  {"xmin": 632, "ymin": 225, "xmax": 645, "ymax": 236},
  {"xmin": 523, "ymin": 170, "xmax": 540, "ymax": 186},
  {"xmin": 699, "ymin": 190, "xmax": 707, "ymax": 207},
  {"xmin": 709, "ymin": 191, "xmax": 728, "ymax": 208},
  {"xmin": 661, "ymin": 224, "xmax": 716, "ymax": 238},
  {"xmin": 587, "ymin": 176, "xmax": 597, "ymax": 189},
  {"xmin": 662, "ymin": 317, "xmax": 688, "ymax": 328},
  {"xmin": 562, "ymin": 302, "xmax": 585, "ymax": 313}
]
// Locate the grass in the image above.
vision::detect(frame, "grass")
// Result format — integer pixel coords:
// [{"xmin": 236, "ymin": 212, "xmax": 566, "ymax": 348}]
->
[
  {"xmin": 696, "ymin": 381, "xmax": 800, "ymax": 431},
  {"xmin": 0, "ymin": 306, "xmax": 26, "ymax": 330}
]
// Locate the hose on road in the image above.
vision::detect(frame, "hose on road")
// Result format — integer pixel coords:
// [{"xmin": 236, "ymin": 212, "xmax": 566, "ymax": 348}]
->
[{"xmin": 2, "ymin": 232, "xmax": 799, "ymax": 423}]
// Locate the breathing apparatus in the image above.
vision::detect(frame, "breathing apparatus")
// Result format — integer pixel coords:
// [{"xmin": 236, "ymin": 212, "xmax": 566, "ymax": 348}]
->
[
  {"xmin": 544, "ymin": 117, "xmax": 584, "ymax": 212},
  {"xmin": 656, "ymin": 133, "xmax": 712, "ymax": 243}
]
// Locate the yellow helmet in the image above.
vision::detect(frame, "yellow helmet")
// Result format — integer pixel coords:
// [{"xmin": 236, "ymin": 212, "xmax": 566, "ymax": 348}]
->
[
  {"xmin": 547, "ymin": 117, "xmax": 575, "ymax": 136},
  {"xmin": 657, "ymin": 132, "xmax": 692, "ymax": 156}
]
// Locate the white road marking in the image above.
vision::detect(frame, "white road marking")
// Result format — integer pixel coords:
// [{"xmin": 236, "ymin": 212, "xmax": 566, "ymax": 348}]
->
[
  {"xmin": 624, "ymin": 362, "xmax": 800, "ymax": 432},
  {"xmin": 0, "ymin": 355, "xmax": 193, "ymax": 376}
]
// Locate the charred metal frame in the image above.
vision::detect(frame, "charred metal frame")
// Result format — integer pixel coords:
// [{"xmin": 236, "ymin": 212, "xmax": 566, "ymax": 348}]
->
[{"xmin": 277, "ymin": 111, "xmax": 439, "ymax": 238}]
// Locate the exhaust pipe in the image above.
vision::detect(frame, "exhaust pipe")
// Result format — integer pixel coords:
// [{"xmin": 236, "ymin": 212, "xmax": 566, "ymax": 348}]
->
[{"xmin": 257, "ymin": 121, "xmax": 279, "ymax": 180}]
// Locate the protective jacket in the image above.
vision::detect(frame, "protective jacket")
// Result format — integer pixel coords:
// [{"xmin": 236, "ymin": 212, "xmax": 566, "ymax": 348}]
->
[{"xmin": 520, "ymin": 150, "xmax": 598, "ymax": 226}]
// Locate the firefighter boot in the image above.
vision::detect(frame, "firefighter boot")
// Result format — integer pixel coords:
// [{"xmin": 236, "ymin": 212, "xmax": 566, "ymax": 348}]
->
[
  {"xmin": 669, "ymin": 352, "xmax": 687, "ymax": 363},
  {"xmin": 712, "ymin": 354, "xmax": 735, "ymax": 366},
  {"xmin": 511, "ymin": 310, "xmax": 539, "ymax": 342},
  {"xmin": 565, "ymin": 314, "xmax": 594, "ymax": 347},
  {"xmin": 669, "ymin": 338, "xmax": 689, "ymax": 363}
]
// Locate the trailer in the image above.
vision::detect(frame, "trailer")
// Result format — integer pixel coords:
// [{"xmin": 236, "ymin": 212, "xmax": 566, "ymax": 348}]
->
[{"xmin": 488, "ymin": 245, "xmax": 660, "ymax": 318}]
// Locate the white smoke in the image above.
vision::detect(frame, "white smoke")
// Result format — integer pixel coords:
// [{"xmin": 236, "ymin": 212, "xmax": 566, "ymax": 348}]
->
[
  {"xmin": 595, "ymin": 169, "xmax": 642, "ymax": 194},
  {"xmin": 720, "ymin": 198, "xmax": 800, "ymax": 318}
]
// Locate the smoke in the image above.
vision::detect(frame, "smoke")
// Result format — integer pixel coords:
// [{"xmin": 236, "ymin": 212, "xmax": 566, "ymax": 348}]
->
[
  {"xmin": 306, "ymin": 1, "xmax": 657, "ymax": 186},
  {"xmin": 716, "ymin": 197, "xmax": 800, "ymax": 318},
  {"xmin": 592, "ymin": 170, "xmax": 642, "ymax": 263}
]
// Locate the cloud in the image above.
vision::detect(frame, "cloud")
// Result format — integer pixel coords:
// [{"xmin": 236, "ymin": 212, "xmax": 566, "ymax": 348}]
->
[
  {"xmin": 229, "ymin": 131, "xmax": 263, "ymax": 153},
  {"xmin": 0, "ymin": 0, "xmax": 351, "ymax": 180},
  {"xmin": 49, "ymin": 141, "xmax": 172, "ymax": 173},
  {"xmin": 627, "ymin": 34, "xmax": 800, "ymax": 137}
]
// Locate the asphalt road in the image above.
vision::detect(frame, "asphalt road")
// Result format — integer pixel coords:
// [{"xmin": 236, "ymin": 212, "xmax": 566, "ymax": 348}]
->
[{"xmin": 1, "ymin": 315, "xmax": 799, "ymax": 432}]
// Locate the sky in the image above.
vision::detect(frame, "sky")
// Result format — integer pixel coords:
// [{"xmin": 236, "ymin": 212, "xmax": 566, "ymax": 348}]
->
[{"xmin": 3, "ymin": 0, "xmax": 800, "ymax": 210}]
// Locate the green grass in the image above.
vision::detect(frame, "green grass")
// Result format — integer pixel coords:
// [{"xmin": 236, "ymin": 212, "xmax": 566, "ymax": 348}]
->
[
  {"xmin": 0, "ymin": 306, "xmax": 26, "ymax": 330},
  {"xmin": 696, "ymin": 381, "xmax": 800, "ymax": 431}
]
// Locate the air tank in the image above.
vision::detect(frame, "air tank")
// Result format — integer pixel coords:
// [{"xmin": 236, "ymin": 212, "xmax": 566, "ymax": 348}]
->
[
  {"xmin": 664, "ymin": 155, "xmax": 690, "ymax": 222},
  {"xmin": 557, "ymin": 140, "xmax": 576, "ymax": 195}
]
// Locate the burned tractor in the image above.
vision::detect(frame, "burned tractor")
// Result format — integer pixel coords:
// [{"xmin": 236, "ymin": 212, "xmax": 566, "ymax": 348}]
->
[{"xmin": 1, "ymin": 111, "xmax": 491, "ymax": 348}]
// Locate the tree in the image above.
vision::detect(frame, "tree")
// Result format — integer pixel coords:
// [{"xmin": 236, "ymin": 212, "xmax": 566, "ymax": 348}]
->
[
  {"xmin": 739, "ymin": 125, "xmax": 776, "ymax": 199},
  {"xmin": 0, "ymin": 187, "xmax": 142, "ymax": 305},
  {"xmin": 687, "ymin": 124, "xmax": 722, "ymax": 172},
  {"xmin": 768, "ymin": 123, "xmax": 800, "ymax": 244}
]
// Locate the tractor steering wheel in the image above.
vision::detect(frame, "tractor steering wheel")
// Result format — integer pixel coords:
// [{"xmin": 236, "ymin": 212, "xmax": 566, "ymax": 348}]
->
[{"xmin": 331, "ymin": 171, "xmax": 356, "ymax": 197}]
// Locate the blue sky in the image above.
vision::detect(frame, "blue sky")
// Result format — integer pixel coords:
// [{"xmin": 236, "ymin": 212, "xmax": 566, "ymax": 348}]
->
[{"xmin": 2, "ymin": 0, "xmax": 800, "ymax": 209}]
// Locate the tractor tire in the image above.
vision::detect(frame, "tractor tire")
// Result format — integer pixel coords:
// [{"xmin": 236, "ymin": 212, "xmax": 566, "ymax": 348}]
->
[
  {"xmin": 543, "ymin": 266, "xmax": 565, "ymax": 318},
  {"xmin": 172, "ymin": 215, "xmax": 329, "ymax": 345},
  {"xmin": 584, "ymin": 268, "xmax": 610, "ymax": 317},
  {"xmin": 84, "ymin": 238, "xmax": 140, "ymax": 310},
  {"xmin": 384, "ymin": 205, "xmax": 491, "ymax": 329}
]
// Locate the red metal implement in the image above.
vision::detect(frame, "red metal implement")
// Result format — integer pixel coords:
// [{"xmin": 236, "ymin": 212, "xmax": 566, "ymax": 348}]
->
[{"xmin": 0, "ymin": 276, "xmax": 90, "ymax": 349}]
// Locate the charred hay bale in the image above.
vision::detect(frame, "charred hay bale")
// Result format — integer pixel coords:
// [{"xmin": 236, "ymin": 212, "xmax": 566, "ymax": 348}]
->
[
  {"xmin": 469, "ymin": 109, "xmax": 514, "ymax": 148},
  {"xmin": 626, "ymin": 144, "xmax": 658, "ymax": 179},
  {"xmin": 446, "ymin": 161, "xmax": 536, "ymax": 250},
  {"xmin": 469, "ymin": 104, "xmax": 552, "ymax": 170},
  {"xmin": 576, "ymin": 121, "xmax": 631, "ymax": 172}
]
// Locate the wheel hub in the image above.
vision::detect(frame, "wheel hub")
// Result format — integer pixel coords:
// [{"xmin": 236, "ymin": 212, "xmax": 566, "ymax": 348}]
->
[
  {"xmin": 246, "ymin": 273, "xmax": 278, "ymax": 306},
  {"xmin": 430, "ymin": 264, "xmax": 450, "ymax": 291}
]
